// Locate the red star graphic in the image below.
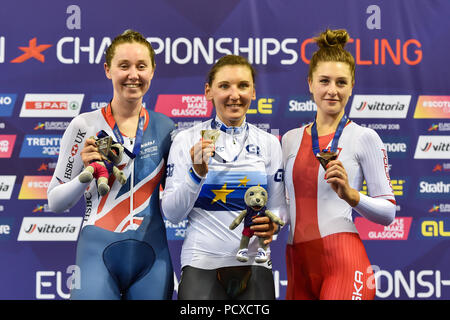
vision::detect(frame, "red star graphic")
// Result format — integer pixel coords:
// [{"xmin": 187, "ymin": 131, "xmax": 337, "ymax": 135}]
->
[{"xmin": 11, "ymin": 38, "xmax": 52, "ymax": 63}]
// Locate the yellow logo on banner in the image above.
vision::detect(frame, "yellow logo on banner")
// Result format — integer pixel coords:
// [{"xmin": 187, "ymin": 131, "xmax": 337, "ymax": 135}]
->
[
  {"xmin": 360, "ymin": 179, "xmax": 405, "ymax": 196},
  {"xmin": 421, "ymin": 220, "xmax": 450, "ymax": 237},
  {"xmin": 247, "ymin": 98, "xmax": 273, "ymax": 114}
]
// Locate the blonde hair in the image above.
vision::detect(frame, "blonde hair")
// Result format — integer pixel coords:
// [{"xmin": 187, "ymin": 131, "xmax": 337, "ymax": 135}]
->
[
  {"xmin": 105, "ymin": 29, "xmax": 155, "ymax": 68},
  {"xmin": 308, "ymin": 29, "xmax": 355, "ymax": 83}
]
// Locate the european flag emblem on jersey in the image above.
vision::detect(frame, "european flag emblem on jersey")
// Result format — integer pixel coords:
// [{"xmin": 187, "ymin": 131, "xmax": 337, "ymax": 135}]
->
[{"xmin": 195, "ymin": 170, "xmax": 267, "ymax": 211}]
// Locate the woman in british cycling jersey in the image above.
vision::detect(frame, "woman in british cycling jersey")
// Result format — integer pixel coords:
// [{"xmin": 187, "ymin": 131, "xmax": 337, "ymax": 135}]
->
[{"xmin": 47, "ymin": 30, "xmax": 175, "ymax": 299}]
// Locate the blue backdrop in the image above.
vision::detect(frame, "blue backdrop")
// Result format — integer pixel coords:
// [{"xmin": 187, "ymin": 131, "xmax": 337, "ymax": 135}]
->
[{"xmin": 1, "ymin": 0, "xmax": 450, "ymax": 300}]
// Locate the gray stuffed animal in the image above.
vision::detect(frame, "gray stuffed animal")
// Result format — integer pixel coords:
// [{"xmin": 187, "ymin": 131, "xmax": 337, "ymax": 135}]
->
[
  {"xmin": 78, "ymin": 135, "xmax": 127, "ymax": 196},
  {"xmin": 229, "ymin": 185, "xmax": 285, "ymax": 263}
]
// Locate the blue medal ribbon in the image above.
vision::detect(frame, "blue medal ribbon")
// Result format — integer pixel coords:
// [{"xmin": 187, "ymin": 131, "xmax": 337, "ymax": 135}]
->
[
  {"xmin": 104, "ymin": 104, "xmax": 146, "ymax": 159},
  {"xmin": 210, "ymin": 118, "xmax": 249, "ymax": 163},
  {"xmin": 311, "ymin": 114, "xmax": 349, "ymax": 167}
]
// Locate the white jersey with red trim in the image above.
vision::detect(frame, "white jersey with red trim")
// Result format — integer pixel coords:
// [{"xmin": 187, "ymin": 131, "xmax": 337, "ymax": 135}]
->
[
  {"xmin": 47, "ymin": 105, "xmax": 174, "ymax": 233},
  {"xmin": 282, "ymin": 121, "xmax": 395, "ymax": 244}
]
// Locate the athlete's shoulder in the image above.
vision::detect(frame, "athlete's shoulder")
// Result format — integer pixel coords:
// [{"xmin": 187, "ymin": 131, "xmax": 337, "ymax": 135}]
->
[
  {"xmin": 282, "ymin": 124, "xmax": 307, "ymax": 146},
  {"xmin": 347, "ymin": 120, "xmax": 381, "ymax": 140},
  {"xmin": 346, "ymin": 121, "xmax": 384, "ymax": 153},
  {"xmin": 149, "ymin": 110, "xmax": 175, "ymax": 128},
  {"xmin": 68, "ymin": 109, "xmax": 103, "ymax": 132}
]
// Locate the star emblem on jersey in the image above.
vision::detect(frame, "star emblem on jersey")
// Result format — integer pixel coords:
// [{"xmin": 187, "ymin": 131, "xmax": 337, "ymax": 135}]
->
[
  {"xmin": 210, "ymin": 183, "xmax": 235, "ymax": 204},
  {"xmin": 237, "ymin": 176, "xmax": 250, "ymax": 187},
  {"xmin": 11, "ymin": 38, "xmax": 52, "ymax": 63}
]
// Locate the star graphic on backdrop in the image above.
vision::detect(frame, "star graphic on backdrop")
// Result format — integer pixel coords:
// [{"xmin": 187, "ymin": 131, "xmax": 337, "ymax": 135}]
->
[
  {"xmin": 11, "ymin": 38, "xmax": 52, "ymax": 63},
  {"xmin": 237, "ymin": 176, "xmax": 250, "ymax": 187},
  {"xmin": 211, "ymin": 183, "xmax": 234, "ymax": 204}
]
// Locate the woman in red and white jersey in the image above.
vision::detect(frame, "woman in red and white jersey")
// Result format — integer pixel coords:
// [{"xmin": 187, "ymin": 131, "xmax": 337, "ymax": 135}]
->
[{"xmin": 282, "ymin": 29, "xmax": 396, "ymax": 300}]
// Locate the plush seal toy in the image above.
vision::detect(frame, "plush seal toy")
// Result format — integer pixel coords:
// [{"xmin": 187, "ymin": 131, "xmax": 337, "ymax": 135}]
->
[
  {"xmin": 78, "ymin": 131, "xmax": 127, "ymax": 196},
  {"xmin": 229, "ymin": 185, "xmax": 285, "ymax": 263}
]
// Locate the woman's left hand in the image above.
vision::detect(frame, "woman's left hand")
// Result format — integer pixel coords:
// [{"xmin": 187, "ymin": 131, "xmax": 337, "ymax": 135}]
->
[
  {"xmin": 250, "ymin": 216, "xmax": 278, "ymax": 245},
  {"xmin": 325, "ymin": 159, "xmax": 360, "ymax": 207}
]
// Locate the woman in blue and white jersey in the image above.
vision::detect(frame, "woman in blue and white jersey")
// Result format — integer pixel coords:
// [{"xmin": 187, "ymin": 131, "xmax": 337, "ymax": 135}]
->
[{"xmin": 161, "ymin": 55, "xmax": 287, "ymax": 300}]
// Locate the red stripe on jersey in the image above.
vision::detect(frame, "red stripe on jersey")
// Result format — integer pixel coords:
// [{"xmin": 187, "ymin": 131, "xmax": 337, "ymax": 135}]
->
[
  {"xmin": 292, "ymin": 128, "xmax": 333, "ymax": 243},
  {"xmin": 96, "ymin": 164, "xmax": 126, "ymax": 214},
  {"xmin": 95, "ymin": 164, "xmax": 164, "ymax": 232},
  {"xmin": 101, "ymin": 103, "xmax": 149, "ymax": 135},
  {"xmin": 95, "ymin": 196, "xmax": 130, "ymax": 231},
  {"xmin": 133, "ymin": 164, "xmax": 164, "ymax": 210}
]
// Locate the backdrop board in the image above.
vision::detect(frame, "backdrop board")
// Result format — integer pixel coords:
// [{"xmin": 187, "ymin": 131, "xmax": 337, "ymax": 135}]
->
[{"xmin": 0, "ymin": 0, "xmax": 449, "ymax": 300}]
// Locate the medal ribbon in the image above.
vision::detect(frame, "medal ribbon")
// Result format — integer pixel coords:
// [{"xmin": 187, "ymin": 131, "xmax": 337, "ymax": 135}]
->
[
  {"xmin": 211, "ymin": 118, "xmax": 249, "ymax": 163},
  {"xmin": 105, "ymin": 103, "xmax": 146, "ymax": 159},
  {"xmin": 311, "ymin": 114, "xmax": 348, "ymax": 157}
]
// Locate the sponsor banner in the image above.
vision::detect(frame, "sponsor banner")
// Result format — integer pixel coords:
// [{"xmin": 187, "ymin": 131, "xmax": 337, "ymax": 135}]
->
[
  {"xmin": 355, "ymin": 217, "xmax": 412, "ymax": 240},
  {"xmin": 414, "ymin": 135, "xmax": 450, "ymax": 159},
  {"xmin": 416, "ymin": 176, "xmax": 450, "ymax": 199},
  {"xmin": 248, "ymin": 97, "xmax": 277, "ymax": 115},
  {"xmin": 19, "ymin": 94, "xmax": 84, "ymax": 118},
  {"xmin": 164, "ymin": 218, "xmax": 187, "ymax": 240},
  {"xmin": 33, "ymin": 121, "xmax": 70, "ymax": 131},
  {"xmin": 19, "ymin": 134, "xmax": 61, "ymax": 158},
  {"xmin": 381, "ymin": 136, "xmax": 409, "ymax": 158},
  {"xmin": 0, "ymin": 175, "xmax": 16, "ymax": 200},
  {"xmin": 360, "ymin": 123, "xmax": 401, "ymax": 131},
  {"xmin": 349, "ymin": 95, "xmax": 411, "ymax": 118},
  {"xmin": 428, "ymin": 204, "xmax": 450, "ymax": 213},
  {"xmin": 88, "ymin": 94, "xmax": 110, "ymax": 111},
  {"xmin": 427, "ymin": 122, "xmax": 450, "ymax": 132},
  {"xmin": 0, "ymin": 134, "xmax": 16, "ymax": 158},
  {"xmin": 418, "ymin": 218, "xmax": 450, "ymax": 239},
  {"xmin": 0, "ymin": 217, "xmax": 14, "ymax": 241},
  {"xmin": 17, "ymin": 217, "xmax": 82, "ymax": 241},
  {"xmin": 286, "ymin": 95, "xmax": 317, "ymax": 118},
  {"xmin": 154, "ymin": 94, "xmax": 213, "ymax": 118},
  {"xmin": 414, "ymin": 95, "xmax": 450, "ymax": 119},
  {"xmin": 0, "ymin": 94, "xmax": 17, "ymax": 117},
  {"xmin": 18, "ymin": 176, "xmax": 52, "ymax": 199},
  {"xmin": 360, "ymin": 178, "xmax": 407, "ymax": 197},
  {"xmin": 432, "ymin": 162, "xmax": 450, "ymax": 173}
]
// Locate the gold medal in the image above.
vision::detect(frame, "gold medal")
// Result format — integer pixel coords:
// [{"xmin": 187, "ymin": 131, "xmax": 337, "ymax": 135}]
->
[{"xmin": 201, "ymin": 129, "xmax": 220, "ymax": 143}]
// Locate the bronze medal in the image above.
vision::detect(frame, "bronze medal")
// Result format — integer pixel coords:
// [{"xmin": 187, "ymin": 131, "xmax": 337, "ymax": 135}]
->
[{"xmin": 316, "ymin": 151, "xmax": 337, "ymax": 170}]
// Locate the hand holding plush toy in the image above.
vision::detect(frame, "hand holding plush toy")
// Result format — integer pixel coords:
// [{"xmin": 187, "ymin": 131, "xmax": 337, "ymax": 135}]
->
[
  {"xmin": 229, "ymin": 186, "xmax": 285, "ymax": 263},
  {"xmin": 78, "ymin": 132, "xmax": 127, "ymax": 196}
]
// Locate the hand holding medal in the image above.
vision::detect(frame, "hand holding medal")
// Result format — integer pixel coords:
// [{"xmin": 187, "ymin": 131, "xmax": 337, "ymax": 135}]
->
[
  {"xmin": 189, "ymin": 130, "xmax": 220, "ymax": 177},
  {"xmin": 324, "ymin": 159, "xmax": 360, "ymax": 207},
  {"xmin": 312, "ymin": 114, "xmax": 359, "ymax": 207}
]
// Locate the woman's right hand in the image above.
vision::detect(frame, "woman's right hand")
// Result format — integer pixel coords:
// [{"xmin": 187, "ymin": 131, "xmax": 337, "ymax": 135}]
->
[
  {"xmin": 190, "ymin": 139, "xmax": 214, "ymax": 177},
  {"xmin": 80, "ymin": 137, "xmax": 102, "ymax": 167}
]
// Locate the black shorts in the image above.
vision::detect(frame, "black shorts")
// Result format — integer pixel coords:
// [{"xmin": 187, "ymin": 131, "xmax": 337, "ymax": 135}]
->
[{"xmin": 178, "ymin": 265, "xmax": 275, "ymax": 300}]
